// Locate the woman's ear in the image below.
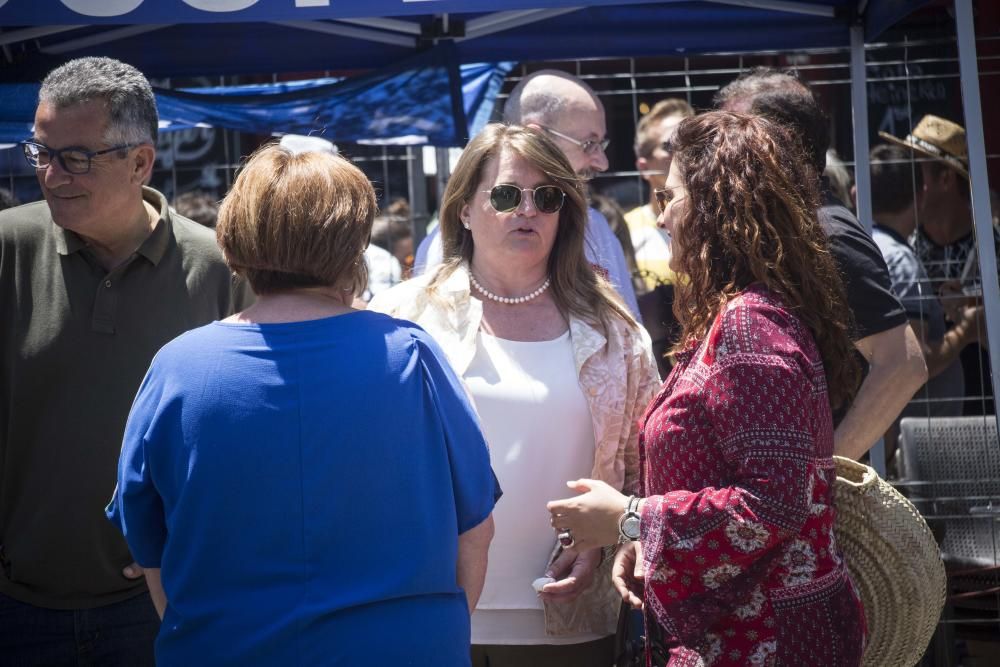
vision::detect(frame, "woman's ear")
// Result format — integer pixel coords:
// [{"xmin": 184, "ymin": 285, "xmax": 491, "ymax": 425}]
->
[{"xmin": 460, "ymin": 203, "xmax": 472, "ymax": 230}]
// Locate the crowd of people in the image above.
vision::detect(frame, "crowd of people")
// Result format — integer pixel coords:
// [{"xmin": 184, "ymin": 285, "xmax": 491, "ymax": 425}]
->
[{"xmin": 0, "ymin": 53, "xmax": 991, "ymax": 666}]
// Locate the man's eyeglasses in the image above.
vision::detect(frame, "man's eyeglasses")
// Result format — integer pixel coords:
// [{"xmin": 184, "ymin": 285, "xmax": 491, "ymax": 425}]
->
[
  {"xmin": 542, "ymin": 127, "xmax": 610, "ymax": 156},
  {"xmin": 20, "ymin": 140, "xmax": 135, "ymax": 175},
  {"xmin": 482, "ymin": 184, "xmax": 566, "ymax": 214}
]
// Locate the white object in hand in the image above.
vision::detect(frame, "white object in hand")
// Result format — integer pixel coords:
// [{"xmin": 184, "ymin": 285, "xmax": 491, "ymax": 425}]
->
[{"xmin": 532, "ymin": 576, "xmax": 556, "ymax": 593}]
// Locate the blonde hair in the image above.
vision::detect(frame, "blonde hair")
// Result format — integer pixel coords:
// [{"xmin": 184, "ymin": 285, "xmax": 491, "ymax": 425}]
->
[
  {"xmin": 634, "ymin": 98, "xmax": 695, "ymax": 158},
  {"xmin": 217, "ymin": 143, "xmax": 377, "ymax": 295},
  {"xmin": 432, "ymin": 123, "xmax": 636, "ymax": 333}
]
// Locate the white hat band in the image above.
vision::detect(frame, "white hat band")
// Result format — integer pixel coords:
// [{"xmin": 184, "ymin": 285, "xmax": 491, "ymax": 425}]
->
[{"xmin": 906, "ymin": 133, "xmax": 967, "ymax": 172}]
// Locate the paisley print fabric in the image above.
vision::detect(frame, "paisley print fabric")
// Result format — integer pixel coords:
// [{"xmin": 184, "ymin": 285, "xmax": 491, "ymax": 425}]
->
[{"xmin": 638, "ymin": 284, "xmax": 866, "ymax": 666}]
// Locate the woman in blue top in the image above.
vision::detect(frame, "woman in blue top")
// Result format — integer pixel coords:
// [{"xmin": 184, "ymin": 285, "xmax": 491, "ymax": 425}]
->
[{"xmin": 107, "ymin": 144, "xmax": 498, "ymax": 666}]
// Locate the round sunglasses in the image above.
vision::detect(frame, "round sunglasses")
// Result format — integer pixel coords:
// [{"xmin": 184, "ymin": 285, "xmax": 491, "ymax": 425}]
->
[{"xmin": 482, "ymin": 184, "xmax": 566, "ymax": 214}]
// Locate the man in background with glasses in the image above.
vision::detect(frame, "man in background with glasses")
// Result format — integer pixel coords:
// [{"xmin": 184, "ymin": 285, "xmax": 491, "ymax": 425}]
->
[
  {"xmin": 504, "ymin": 70, "xmax": 639, "ymax": 319},
  {"xmin": 625, "ymin": 98, "xmax": 694, "ymax": 293},
  {"xmin": 0, "ymin": 57, "xmax": 251, "ymax": 663}
]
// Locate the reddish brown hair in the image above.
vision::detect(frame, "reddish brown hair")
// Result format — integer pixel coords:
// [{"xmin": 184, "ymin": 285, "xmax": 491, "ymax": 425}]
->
[
  {"xmin": 217, "ymin": 144, "xmax": 377, "ymax": 295},
  {"xmin": 669, "ymin": 111, "xmax": 859, "ymax": 409}
]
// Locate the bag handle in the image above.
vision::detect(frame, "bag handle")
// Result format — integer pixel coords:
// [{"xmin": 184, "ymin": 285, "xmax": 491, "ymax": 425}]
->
[{"xmin": 832, "ymin": 455, "xmax": 877, "ymax": 490}]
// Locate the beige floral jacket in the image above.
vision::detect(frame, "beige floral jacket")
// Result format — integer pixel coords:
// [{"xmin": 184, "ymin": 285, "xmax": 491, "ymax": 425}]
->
[{"xmin": 369, "ymin": 264, "xmax": 661, "ymax": 637}]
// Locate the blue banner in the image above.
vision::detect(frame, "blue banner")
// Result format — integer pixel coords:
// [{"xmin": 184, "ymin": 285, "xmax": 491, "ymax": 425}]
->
[{"xmin": 0, "ymin": 53, "xmax": 513, "ymax": 146}]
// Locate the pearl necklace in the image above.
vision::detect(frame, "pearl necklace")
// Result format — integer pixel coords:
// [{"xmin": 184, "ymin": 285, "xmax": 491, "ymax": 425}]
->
[{"xmin": 469, "ymin": 273, "xmax": 551, "ymax": 305}]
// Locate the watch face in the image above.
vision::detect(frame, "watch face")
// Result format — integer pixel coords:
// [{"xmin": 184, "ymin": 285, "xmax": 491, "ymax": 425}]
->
[{"xmin": 623, "ymin": 514, "xmax": 641, "ymax": 540}]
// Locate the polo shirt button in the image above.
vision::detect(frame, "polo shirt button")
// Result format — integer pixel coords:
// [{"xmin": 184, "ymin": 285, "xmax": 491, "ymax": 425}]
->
[{"xmin": 105, "ymin": 280, "xmax": 112, "ymax": 288}]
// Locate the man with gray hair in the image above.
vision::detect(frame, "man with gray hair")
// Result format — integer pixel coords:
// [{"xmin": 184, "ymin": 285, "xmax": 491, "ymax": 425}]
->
[
  {"xmin": 415, "ymin": 70, "xmax": 640, "ymax": 318},
  {"xmin": 0, "ymin": 57, "xmax": 250, "ymax": 661}
]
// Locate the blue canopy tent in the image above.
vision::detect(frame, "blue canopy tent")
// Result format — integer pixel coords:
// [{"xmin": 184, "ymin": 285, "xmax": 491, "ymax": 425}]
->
[
  {"xmin": 1, "ymin": 0, "xmax": 998, "ymax": 469},
  {"xmin": 0, "ymin": 1, "xmax": 938, "ymax": 151},
  {"xmin": 0, "ymin": 2, "xmax": 931, "ymax": 81}
]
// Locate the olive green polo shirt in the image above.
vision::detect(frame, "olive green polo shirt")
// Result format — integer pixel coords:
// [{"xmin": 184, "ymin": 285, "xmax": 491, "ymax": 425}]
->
[{"xmin": 0, "ymin": 186, "xmax": 252, "ymax": 609}]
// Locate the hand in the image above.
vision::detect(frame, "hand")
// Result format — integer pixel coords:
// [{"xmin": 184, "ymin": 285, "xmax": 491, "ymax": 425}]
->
[
  {"xmin": 939, "ymin": 280, "xmax": 978, "ymax": 323},
  {"xmin": 958, "ymin": 305, "xmax": 986, "ymax": 345},
  {"xmin": 547, "ymin": 479, "xmax": 628, "ymax": 551},
  {"xmin": 612, "ymin": 542, "xmax": 644, "ymax": 609},
  {"xmin": 539, "ymin": 547, "xmax": 600, "ymax": 603},
  {"xmin": 123, "ymin": 562, "xmax": 144, "ymax": 579}
]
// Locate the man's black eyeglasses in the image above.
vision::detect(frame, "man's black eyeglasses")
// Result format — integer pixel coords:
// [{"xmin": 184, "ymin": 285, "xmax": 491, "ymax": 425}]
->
[
  {"xmin": 20, "ymin": 140, "xmax": 135, "ymax": 175},
  {"xmin": 482, "ymin": 184, "xmax": 566, "ymax": 214}
]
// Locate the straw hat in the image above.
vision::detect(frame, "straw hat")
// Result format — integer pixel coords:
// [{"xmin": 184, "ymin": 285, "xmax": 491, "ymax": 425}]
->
[
  {"xmin": 879, "ymin": 115, "xmax": 969, "ymax": 179},
  {"xmin": 832, "ymin": 456, "xmax": 946, "ymax": 667}
]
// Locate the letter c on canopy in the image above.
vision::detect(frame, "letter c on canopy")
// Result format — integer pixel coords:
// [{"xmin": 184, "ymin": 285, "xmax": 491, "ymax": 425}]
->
[
  {"xmin": 60, "ymin": 0, "xmax": 143, "ymax": 17},
  {"xmin": 182, "ymin": 0, "xmax": 261, "ymax": 11}
]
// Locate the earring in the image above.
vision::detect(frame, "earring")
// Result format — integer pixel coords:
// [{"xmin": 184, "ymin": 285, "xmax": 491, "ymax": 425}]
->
[{"xmin": 462, "ymin": 219, "xmax": 471, "ymax": 230}]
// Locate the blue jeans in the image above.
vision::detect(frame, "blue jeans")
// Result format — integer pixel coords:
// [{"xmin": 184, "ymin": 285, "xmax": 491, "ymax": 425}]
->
[{"xmin": 0, "ymin": 591, "xmax": 158, "ymax": 666}]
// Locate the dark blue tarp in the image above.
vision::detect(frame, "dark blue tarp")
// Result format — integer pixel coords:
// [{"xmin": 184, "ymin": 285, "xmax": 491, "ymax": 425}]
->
[
  {"xmin": 0, "ymin": 54, "xmax": 514, "ymax": 146},
  {"xmin": 0, "ymin": 1, "xmax": 933, "ymax": 82},
  {"xmin": 0, "ymin": 0, "xmax": 927, "ymax": 38}
]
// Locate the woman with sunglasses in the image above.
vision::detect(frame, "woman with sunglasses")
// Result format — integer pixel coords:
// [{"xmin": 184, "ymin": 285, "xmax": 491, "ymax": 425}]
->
[
  {"xmin": 545, "ymin": 111, "xmax": 867, "ymax": 666},
  {"xmin": 370, "ymin": 123, "xmax": 660, "ymax": 667}
]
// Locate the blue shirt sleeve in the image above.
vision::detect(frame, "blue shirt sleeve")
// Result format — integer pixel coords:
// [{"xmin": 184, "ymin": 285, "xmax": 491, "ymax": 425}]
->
[
  {"xmin": 411, "ymin": 328, "xmax": 500, "ymax": 533},
  {"xmin": 874, "ymin": 229, "xmax": 945, "ymax": 326},
  {"xmin": 586, "ymin": 207, "xmax": 641, "ymax": 321},
  {"xmin": 105, "ymin": 363, "xmax": 169, "ymax": 568}
]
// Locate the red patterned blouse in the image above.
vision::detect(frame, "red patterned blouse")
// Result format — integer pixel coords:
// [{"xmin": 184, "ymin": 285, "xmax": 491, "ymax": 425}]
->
[{"xmin": 638, "ymin": 284, "xmax": 866, "ymax": 666}]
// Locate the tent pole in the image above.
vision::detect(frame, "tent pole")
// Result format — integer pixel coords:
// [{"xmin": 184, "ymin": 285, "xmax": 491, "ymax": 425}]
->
[
  {"xmin": 0, "ymin": 25, "xmax": 81, "ymax": 47},
  {"xmin": 850, "ymin": 25, "xmax": 873, "ymax": 234},
  {"xmin": 703, "ymin": 0, "xmax": 833, "ymax": 18},
  {"xmin": 435, "ymin": 147, "xmax": 451, "ymax": 220},
  {"xmin": 407, "ymin": 147, "xmax": 429, "ymax": 248},
  {"xmin": 954, "ymin": 0, "xmax": 1000, "ymax": 427},
  {"xmin": 850, "ymin": 24, "xmax": 885, "ymax": 475}
]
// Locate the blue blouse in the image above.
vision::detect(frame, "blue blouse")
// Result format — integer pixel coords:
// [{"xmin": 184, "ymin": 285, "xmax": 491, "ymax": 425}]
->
[{"xmin": 107, "ymin": 310, "xmax": 497, "ymax": 666}]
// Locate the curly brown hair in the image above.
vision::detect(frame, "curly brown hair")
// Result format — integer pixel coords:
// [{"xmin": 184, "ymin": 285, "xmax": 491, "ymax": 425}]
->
[{"xmin": 669, "ymin": 111, "xmax": 860, "ymax": 410}]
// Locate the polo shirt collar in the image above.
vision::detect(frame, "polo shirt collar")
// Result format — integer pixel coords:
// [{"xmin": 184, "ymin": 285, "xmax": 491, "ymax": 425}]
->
[
  {"xmin": 53, "ymin": 186, "xmax": 172, "ymax": 266},
  {"xmin": 53, "ymin": 224, "xmax": 87, "ymax": 256},
  {"xmin": 136, "ymin": 186, "xmax": 171, "ymax": 266},
  {"xmin": 872, "ymin": 222, "xmax": 909, "ymax": 246}
]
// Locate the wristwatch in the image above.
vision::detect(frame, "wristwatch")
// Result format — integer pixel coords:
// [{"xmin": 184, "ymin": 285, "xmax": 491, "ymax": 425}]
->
[{"xmin": 618, "ymin": 495, "xmax": 642, "ymax": 542}]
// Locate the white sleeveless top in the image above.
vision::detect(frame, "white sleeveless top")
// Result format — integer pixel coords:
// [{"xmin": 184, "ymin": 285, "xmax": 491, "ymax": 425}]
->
[{"xmin": 465, "ymin": 329, "xmax": 600, "ymax": 645}]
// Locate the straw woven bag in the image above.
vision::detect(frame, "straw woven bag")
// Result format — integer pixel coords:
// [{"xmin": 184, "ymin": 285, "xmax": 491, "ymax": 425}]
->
[{"xmin": 832, "ymin": 455, "xmax": 946, "ymax": 667}]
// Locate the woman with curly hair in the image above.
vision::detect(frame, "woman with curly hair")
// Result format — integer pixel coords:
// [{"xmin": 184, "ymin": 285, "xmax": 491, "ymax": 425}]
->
[{"xmin": 547, "ymin": 111, "xmax": 866, "ymax": 665}]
